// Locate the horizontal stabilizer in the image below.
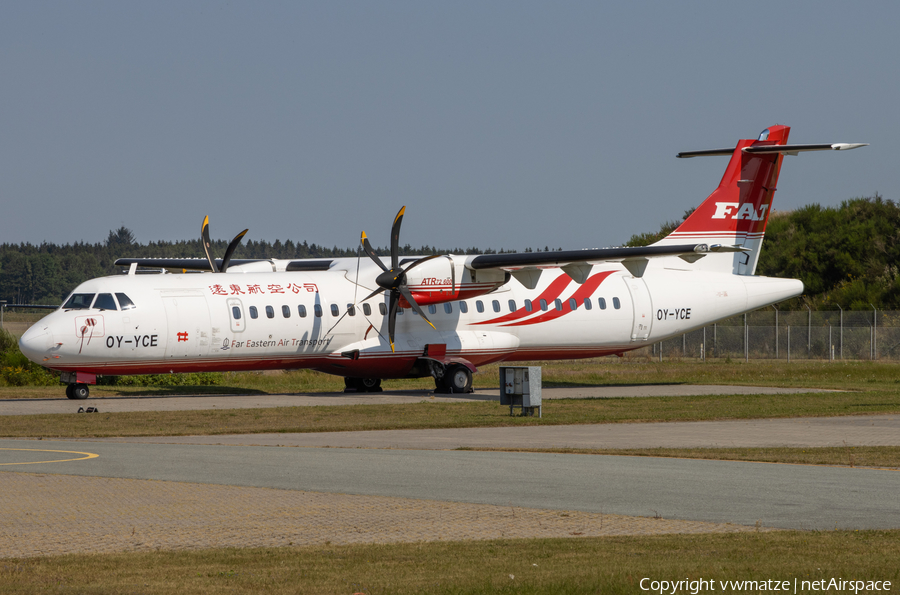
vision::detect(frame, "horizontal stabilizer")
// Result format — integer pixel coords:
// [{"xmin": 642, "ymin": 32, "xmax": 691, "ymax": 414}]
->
[{"xmin": 678, "ymin": 143, "xmax": 868, "ymax": 158}]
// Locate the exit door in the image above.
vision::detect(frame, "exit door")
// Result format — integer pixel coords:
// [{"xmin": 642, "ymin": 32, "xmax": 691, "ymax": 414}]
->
[{"xmin": 624, "ymin": 277, "xmax": 653, "ymax": 342}]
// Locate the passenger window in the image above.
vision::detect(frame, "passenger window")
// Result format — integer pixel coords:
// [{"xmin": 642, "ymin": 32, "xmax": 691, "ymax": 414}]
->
[
  {"xmin": 282, "ymin": 305, "xmax": 291, "ymax": 318},
  {"xmin": 232, "ymin": 306, "xmax": 242, "ymax": 320},
  {"xmin": 492, "ymin": 300, "xmax": 500, "ymax": 313},
  {"xmin": 314, "ymin": 304, "xmax": 322, "ymax": 317},
  {"xmin": 115, "ymin": 293, "xmax": 136, "ymax": 311},
  {"xmin": 444, "ymin": 303, "xmax": 452, "ymax": 314},
  {"xmin": 63, "ymin": 293, "xmax": 95, "ymax": 310},
  {"xmin": 476, "ymin": 300, "xmax": 484, "ymax": 313},
  {"xmin": 569, "ymin": 298, "xmax": 577, "ymax": 311},
  {"xmin": 599, "ymin": 297, "xmax": 607, "ymax": 310},
  {"xmin": 428, "ymin": 304, "xmax": 437, "ymax": 314},
  {"xmin": 554, "ymin": 299, "xmax": 562, "ymax": 311},
  {"xmin": 298, "ymin": 305, "xmax": 307, "ymax": 318},
  {"xmin": 524, "ymin": 299, "xmax": 533, "ymax": 312},
  {"xmin": 249, "ymin": 306, "xmax": 258, "ymax": 319},
  {"xmin": 613, "ymin": 297, "xmax": 621, "ymax": 309},
  {"xmin": 363, "ymin": 303, "xmax": 372, "ymax": 316},
  {"xmin": 539, "ymin": 299, "xmax": 548, "ymax": 311},
  {"xmin": 266, "ymin": 306, "xmax": 275, "ymax": 319},
  {"xmin": 459, "ymin": 301, "xmax": 468, "ymax": 314},
  {"xmin": 347, "ymin": 304, "xmax": 356, "ymax": 316},
  {"xmin": 331, "ymin": 304, "xmax": 339, "ymax": 316},
  {"xmin": 584, "ymin": 298, "xmax": 592, "ymax": 310},
  {"xmin": 508, "ymin": 299, "xmax": 516, "ymax": 312},
  {"xmin": 379, "ymin": 303, "xmax": 387, "ymax": 315},
  {"xmin": 93, "ymin": 293, "xmax": 117, "ymax": 311}
]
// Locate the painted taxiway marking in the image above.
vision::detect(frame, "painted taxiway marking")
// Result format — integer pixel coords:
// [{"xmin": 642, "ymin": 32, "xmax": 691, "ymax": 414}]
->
[{"xmin": 0, "ymin": 448, "xmax": 99, "ymax": 466}]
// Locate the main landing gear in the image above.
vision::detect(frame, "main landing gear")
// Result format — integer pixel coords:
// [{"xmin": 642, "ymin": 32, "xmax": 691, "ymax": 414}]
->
[
  {"xmin": 433, "ymin": 363, "xmax": 473, "ymax": 394},
  {"xmin": 65, "ymin": 384, "xmax": 90, "ymax": 400},
  {"xmin": 344, "ymin": 377, "xmax": 383, "ymax": 393}
]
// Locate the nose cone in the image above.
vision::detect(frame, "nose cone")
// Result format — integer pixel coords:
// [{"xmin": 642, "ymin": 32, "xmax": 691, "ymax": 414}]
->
[{"xmin": 18, "ymin": 324, "xmax": 54, "ymax": 365}]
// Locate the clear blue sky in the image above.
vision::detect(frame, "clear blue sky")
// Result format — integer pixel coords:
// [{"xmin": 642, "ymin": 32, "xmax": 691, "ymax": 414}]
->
[{"xmin": 1, "ymin": 2, "xmax": 895, "ymax": 252}]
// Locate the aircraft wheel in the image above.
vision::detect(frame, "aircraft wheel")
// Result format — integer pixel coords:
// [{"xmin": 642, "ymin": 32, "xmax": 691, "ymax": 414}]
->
[
  {"xmin": 358, "ymin": 378, "xmax": 382, "ymax": 392},
  {"xmin": 70, "ymin": 384, "xmax": 90, "ymax": 400},
  {"xmin": 65, "ymin": 384, "xmax": 75, "ymax": 399},
  {"xmin": 437, "ymin": 364, "xmax": 472, "ymax": 394}
]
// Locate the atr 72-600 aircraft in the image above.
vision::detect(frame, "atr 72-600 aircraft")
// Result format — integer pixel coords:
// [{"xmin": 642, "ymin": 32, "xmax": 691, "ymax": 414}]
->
[{"xmin": 20, "ymin": 126, "xmax": 867, "ymax": 399}]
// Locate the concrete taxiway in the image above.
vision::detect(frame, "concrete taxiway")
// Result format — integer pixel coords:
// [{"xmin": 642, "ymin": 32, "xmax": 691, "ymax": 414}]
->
[
  {"xmin": 2, "ymin": 437, "xmax": 898, "ymax": 533},
  {"xmin": 1, "ymin": 385, "xmax": 897, "ymax": 558}
]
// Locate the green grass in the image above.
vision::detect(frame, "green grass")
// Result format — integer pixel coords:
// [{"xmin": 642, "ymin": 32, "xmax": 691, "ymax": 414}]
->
[
  {"xmin": 5, "ymin": 359, "xmax": 900, "ymax": 398},
  {"xmin": 458, "ymin": 446, "xmax": 900, "ymax": 469},
  {"xmin": 4, "ymin": 389, "xmax": 900, "ymax": 439},
  {"xmin": 2, "ymin": 532, "xmax": 898, "ymax": 594}
]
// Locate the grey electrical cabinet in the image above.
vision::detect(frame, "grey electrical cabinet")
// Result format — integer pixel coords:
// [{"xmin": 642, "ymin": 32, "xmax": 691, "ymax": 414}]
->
[{"xmin": 499, "ymin": 366, "xmax": 541, "ymax": 417}]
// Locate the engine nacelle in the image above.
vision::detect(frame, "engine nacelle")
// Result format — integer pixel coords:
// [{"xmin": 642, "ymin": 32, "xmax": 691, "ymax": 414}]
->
[{"xmin": 403, "ymin": 256, "xmax": 507, "ymax": 306}]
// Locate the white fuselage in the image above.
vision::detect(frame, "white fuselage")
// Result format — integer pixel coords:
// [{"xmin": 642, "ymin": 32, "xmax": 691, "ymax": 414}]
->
[{"xmin": 19, "ymin": 254, "xmax": 802, "ymax": 379}]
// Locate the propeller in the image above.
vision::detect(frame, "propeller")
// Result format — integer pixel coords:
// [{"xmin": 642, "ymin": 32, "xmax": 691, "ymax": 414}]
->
[
  {"xmin": 201, "ymin": 216, "xmax": 248, "ymax": 273},
  {"xmin": 359, "ymin": 206, "xmax": 444, "ymax": 352}
]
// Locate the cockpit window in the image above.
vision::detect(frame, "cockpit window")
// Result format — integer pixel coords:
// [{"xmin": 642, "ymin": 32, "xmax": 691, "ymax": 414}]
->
[
  {"xmin": 93, "ymin": 293, "xmax": 118, "ymax": 311},
  {"xmin": 115, "ymin": 293, "xmax": 136, "ymax": 311},
  {"xmin": 63, "ymin": 293, "xmax": 95, "ymax": 310}
]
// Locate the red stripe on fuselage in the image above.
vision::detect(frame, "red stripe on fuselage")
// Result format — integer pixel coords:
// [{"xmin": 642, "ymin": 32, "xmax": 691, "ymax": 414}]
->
[
  {"xmin": 503, "ymin": 270, "xmax": 615, "ymax": 327},
  {"xmin": 471, "ymin": 274, "xmax": 573, "ymax": 325}
]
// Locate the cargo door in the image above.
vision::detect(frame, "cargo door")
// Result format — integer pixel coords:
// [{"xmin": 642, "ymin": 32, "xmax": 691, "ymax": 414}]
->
[{"xmin": 162, "ymin": 295, "xmax": 212, "ymax": 358}]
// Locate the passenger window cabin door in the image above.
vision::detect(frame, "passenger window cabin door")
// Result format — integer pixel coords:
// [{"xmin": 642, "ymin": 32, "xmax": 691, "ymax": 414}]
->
[{"xmin": 227, "ymin": 298, "xmax": 245, "ymax": 333}]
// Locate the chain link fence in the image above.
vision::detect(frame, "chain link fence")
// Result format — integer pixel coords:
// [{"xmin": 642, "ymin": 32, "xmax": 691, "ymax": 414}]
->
[
  {"xmin": 643, "ymin": 309, "xmax": 898, "ymax": 361},
  {"xmin": 0, "ymin": 309, "xmax": 51, "ymax": 338}
]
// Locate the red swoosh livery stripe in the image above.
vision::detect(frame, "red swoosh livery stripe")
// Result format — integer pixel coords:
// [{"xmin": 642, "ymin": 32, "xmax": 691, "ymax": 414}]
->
[
  {"xmin": 471, "ymin": 274, "xmax": 573, "ymax": 325},
  {"xmin": 503, "ymin": 270, "xmax": 615, "ymax": 327}
]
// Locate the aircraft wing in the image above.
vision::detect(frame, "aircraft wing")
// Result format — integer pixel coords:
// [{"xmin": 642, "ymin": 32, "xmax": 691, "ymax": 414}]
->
[
  {"xmin": 113, "ymin": 258, "xmax": 334, "ymax": 272},
  {"xmin": 468, "ymin": 243, "xmax": 743, "ymax": 285}
]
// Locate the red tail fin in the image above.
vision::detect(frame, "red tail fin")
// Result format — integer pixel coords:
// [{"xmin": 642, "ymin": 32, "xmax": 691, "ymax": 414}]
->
[{"xmin": 655, "ymin": 125, "xmax": 790, "ymax": 275}]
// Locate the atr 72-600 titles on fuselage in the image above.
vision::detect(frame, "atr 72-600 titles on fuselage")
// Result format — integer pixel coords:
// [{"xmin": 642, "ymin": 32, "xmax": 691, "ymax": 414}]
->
[{"xmin": 19, "ymin": 126, "xmax": 867, "ymax": 399}]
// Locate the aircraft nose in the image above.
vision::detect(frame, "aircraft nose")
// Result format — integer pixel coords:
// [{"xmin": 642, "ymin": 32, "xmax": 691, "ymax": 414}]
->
[{"xmin": 18, "ymin": 325, "xmax": 54, "ymax": 364}]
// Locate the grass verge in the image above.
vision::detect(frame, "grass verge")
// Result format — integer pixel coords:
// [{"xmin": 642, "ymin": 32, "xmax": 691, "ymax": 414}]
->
[
  {"xmin": 456, "ymin": 446, "xmax": 900, "ymax": 469},
  {"xmin": 5, "ymin": 359, "xmax": 900, "ymax": 399},
  {"xmin": 2, "ymin": 532, "xmax": 898, "ymax": 594},
  {"xmin": 2, "ymin": 389, "xmax": 899, "ymax": 438}
]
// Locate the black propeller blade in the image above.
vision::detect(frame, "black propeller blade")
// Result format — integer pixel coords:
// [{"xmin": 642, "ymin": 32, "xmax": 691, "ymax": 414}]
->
[
  {"xmin": 201, "ymin": 216, "xmax": 248, "ymax": 273},
  {"xmin": 360, "ymin": 206, "xmax": 437, "ymax": 352}
]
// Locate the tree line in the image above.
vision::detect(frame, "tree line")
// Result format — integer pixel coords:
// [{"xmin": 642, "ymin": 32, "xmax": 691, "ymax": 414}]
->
[
  {"xmin": 0, "ymin": 228, "xmax": 554, "ymax": 305},
  {"xmin": 2, "ymin": 195, "xmax": 897, "ymax": 309}
]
